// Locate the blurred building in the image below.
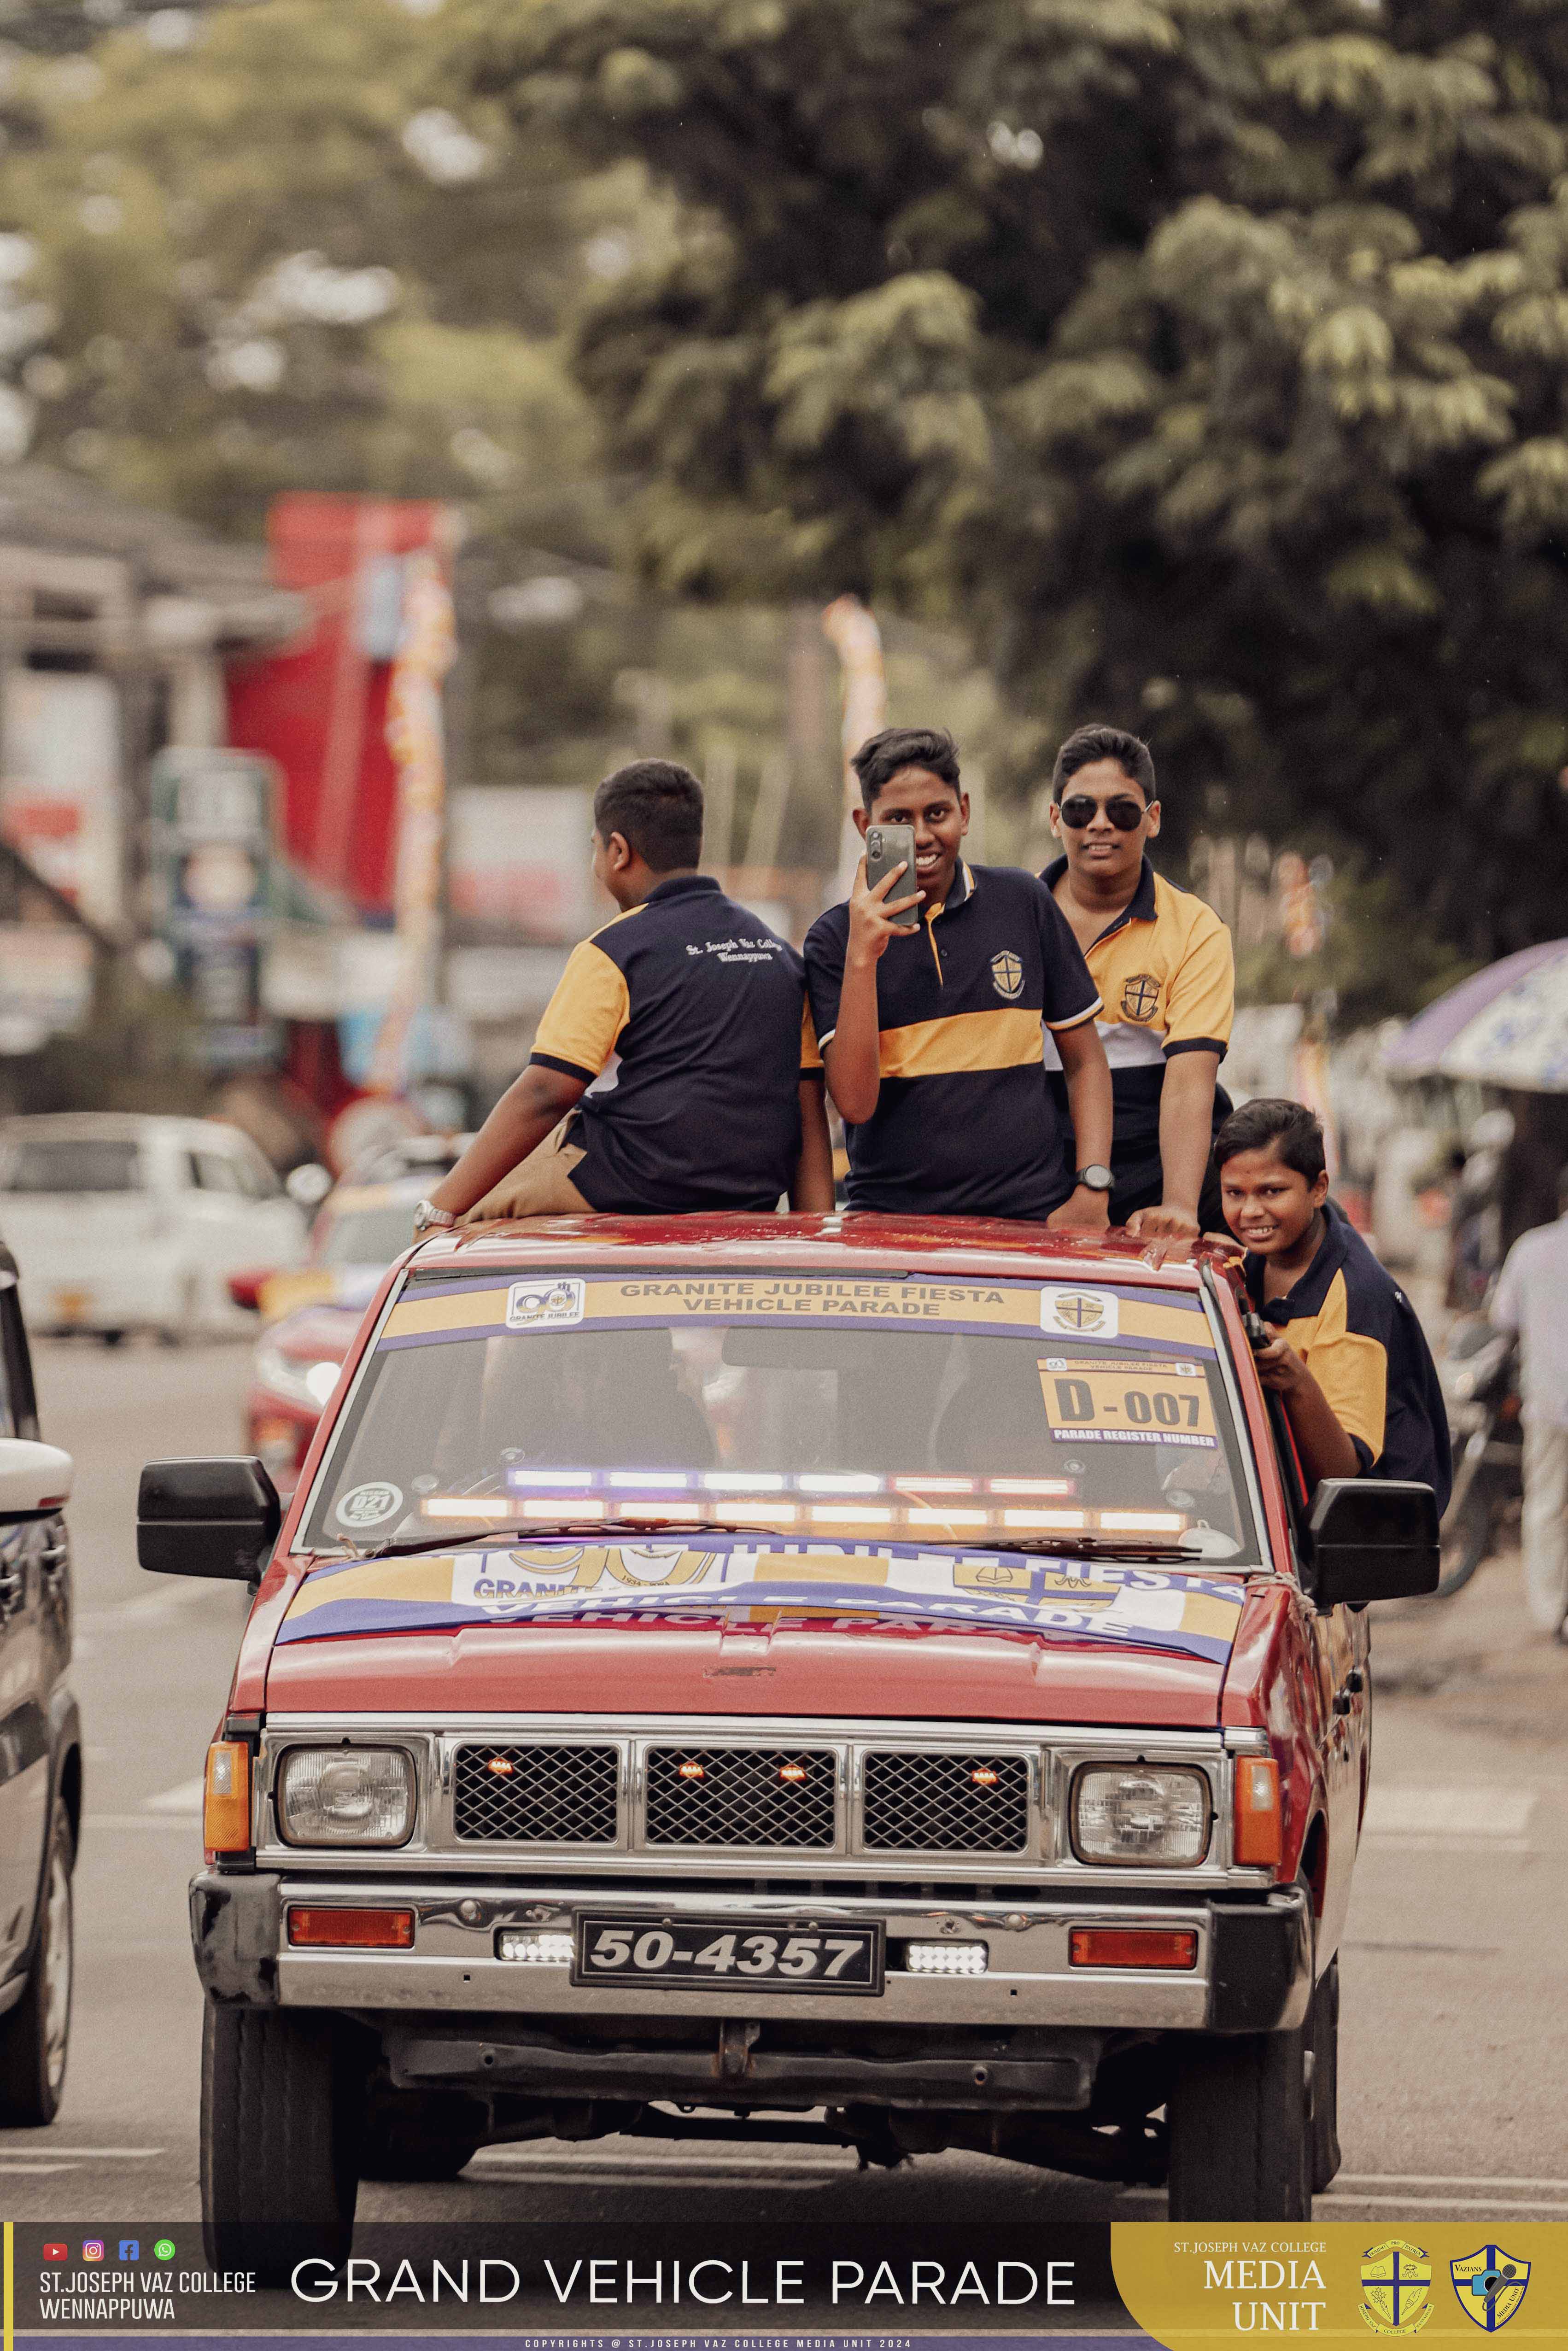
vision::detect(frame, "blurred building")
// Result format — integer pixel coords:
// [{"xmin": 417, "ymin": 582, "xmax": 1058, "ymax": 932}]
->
[{"xmin": 0, "ymin": 462, "xmax": 301, "ymax": 1106}]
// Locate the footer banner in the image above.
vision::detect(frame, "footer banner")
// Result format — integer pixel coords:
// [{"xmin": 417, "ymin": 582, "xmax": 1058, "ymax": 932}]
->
[{"xmin": 0, "ymin": 2223, "xmax": 1561, "ymax": 2346}]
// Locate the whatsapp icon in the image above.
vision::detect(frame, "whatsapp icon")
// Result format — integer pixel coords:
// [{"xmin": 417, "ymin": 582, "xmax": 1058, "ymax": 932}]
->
[{"xmin": 153, "ymin": 2240, "xmax": 175, "ymax": 2261}]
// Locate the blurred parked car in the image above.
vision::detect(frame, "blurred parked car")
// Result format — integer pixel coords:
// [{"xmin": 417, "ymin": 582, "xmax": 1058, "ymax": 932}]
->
[
  {"xmin": 0, "ymin": 1114, "xmax": 306, "ymax": 1344},
  {"xmin": 0, "ymin": 1228, "xmax": 80, "ymax": 2123},
  {"xmin": 236, "ymin": 1172, "xmax": 436, "ymax": 1493}
]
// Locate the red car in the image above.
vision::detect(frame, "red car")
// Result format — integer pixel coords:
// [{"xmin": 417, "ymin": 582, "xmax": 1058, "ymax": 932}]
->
[{"xmin": 142, "ymin": 1214, "xmax": 1437, "ymax": 2264}]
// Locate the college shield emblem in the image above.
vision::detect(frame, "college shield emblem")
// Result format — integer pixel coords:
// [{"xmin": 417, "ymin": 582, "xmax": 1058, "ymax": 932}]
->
[
  {"xmin": 990, "ymin": 950, "xmax": 1024, "ymax": 1000},
  {"xmin": 1451, "ymin": 2248, "xmax": 1530, "ymax": 2331},
  {"xmin": 1361, "ymin": 2242, "xmax": 1432, "ymax": 2335},
  {"xmin": 1120, "ymin": 972, "xmax": 1161, "ymax": 1022}
]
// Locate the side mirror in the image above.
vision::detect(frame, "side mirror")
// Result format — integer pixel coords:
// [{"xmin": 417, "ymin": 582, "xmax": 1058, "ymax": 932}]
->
[
  {"xmin": 138, "ymin": 1457, "xmax": 281, "ymax": 1582},
  {"xmin": 286, "ymin": 1163, "xmax": 333, "ymax": 1212},
  {"xmin": 1305, "ymin": 1478, "xmax": 1440, "ymax": 1609},
  {"xmin": 0, "ymin": 1438, "xmax": 72, "ymax": 1522}
]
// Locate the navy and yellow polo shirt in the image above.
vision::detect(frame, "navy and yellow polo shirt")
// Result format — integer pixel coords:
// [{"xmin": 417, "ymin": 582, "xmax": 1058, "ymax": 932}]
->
[
  {"xmin": 1246, "ymin": 1202, "xmax": 1452, "ymax": 1511},
  {"xmin": 530, "ymin": 874, "xmax": 820, "ymax": 1214},
  {"xmin": 803, "ymin": 861, "xmax": 1101, "ymax": 1219},
  {"xmin": 1041, "ymin": 856, "xmax": 1235, "ymax": 1201}
]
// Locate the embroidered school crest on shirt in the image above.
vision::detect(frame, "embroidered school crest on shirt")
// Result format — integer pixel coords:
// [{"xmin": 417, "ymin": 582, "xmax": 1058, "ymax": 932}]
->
[
  {"xmin": 990, "ymin": 950, "xmax": 1024, "ymax": 1000},
  {"xmin": 1120, "ymin": 972, "xmax": 1161, "ymax": 1022}
]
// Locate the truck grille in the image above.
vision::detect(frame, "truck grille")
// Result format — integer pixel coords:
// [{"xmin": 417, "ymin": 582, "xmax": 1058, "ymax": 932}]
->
[
  {"xmin": 861, "ymin": 1751, "xmax": 1030, "ymax": 1853},
  {"xmin": 645, "ymin": 1745, "xmax": 836, "ymax": 1849},
  {"xmin": 453, "ymin": 1743, "xmax": 619, "ymax": 1844}
]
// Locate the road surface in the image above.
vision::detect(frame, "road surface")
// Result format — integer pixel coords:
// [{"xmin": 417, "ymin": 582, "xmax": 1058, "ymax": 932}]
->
[{"xmin": 0, "ymin": 1333, "xmax": 1562, "ymax": 2232}]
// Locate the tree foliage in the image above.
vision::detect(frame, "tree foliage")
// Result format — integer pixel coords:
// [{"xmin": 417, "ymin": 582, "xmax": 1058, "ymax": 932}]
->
[{"xmin": 454, "ymin": 0, "xmax": 1568, "ymax": 955}]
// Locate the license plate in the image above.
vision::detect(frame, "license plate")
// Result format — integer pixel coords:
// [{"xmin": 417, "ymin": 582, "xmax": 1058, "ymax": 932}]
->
[{"xmin": 573, "ymin": 1913, "xmax": 883, "ymax": 1994}]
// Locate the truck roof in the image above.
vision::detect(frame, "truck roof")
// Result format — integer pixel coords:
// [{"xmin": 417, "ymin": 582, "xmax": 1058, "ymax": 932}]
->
[{"xmin": 409, "ymin": 1210, "xmax": 1233, "ymax": 1294}]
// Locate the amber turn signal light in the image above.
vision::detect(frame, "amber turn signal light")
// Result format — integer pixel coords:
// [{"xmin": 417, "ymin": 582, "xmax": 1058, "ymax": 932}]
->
[
  {"xmin": 1069, "ymin": 1927, "xmax": 1198, "ymax": 1970},
  {"xmin": 1233, "ymin": 1754, "xmax": 1283, "ymax": 1868},
  {"xmin": 203, "ymin": 1741, "xmax": 251, "ymax": 1854},
  {"xmin": 287, "ymin": 1907, "xmax": 415, "ymax": 1950}
]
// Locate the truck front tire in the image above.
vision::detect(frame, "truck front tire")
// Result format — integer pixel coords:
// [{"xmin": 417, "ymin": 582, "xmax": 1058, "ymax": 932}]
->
[
  {"xmin": 1166, "ymin": 2024, "xmax": 1312, "ymax": 2220},
  {"xmin": 201, "ymin": 1999, "xmax": 364, "ymax": 2279}
]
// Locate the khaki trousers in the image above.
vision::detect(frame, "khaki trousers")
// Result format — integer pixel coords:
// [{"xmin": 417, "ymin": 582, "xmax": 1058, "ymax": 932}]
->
[
  {"xmin": 459, "ymin": 1120, "xmax": 595, "ymax": 1223},
  {"xmin": 1521, "ymin": 1417, "xmax": 1568, "ymax": 1635}
]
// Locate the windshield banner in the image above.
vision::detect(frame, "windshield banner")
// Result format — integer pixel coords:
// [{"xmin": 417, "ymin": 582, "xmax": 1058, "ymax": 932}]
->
[
  {"xmin": 279, "ymin": 1538, "xmax": 1246, "ymax": 1665},
  {"xmin": 377, "ymin": 1275, "xmax": 1215, "ymax": 1356}
]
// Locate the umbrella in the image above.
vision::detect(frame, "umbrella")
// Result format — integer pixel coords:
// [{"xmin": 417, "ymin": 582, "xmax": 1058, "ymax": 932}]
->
[{"xmin": 1383, "ymin": 939, "xmax": 1568, "ymax": 1090}]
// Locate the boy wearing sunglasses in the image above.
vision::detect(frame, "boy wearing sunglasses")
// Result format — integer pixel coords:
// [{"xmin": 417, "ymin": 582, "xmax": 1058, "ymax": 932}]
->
[{"xmin": 1041, "ymin": 724, "xmax": 1234, "ymax": 1238}]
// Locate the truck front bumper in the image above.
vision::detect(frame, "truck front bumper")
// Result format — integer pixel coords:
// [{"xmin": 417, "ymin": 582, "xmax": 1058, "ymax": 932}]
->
[{"xmin": 190, "ymin": 1870, "xmax": 1311, "ymax": 2038}]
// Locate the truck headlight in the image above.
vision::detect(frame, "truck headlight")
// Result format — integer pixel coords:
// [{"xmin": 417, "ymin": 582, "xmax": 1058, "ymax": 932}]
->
[
  {"xmin": 276, "ymin": 1747, "xmax": 415, "ymax": 1847},
  {"xmin": 1071, "ymin": 1764, "xmax": 1211, "ymax": 1867}
]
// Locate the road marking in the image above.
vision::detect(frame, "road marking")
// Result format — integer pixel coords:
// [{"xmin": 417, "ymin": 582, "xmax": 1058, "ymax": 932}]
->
[
  {"xmin": 1363, "ymin": 1785, "xmax": 1535, "ymax": 1840},
  {"xmin": 77, "ymin": 1580, "xmax": 221, "ymax": 1632},
  {"xmin": 143, "ymin": 1777, "xmax": 205, "ymax": 1814},
  {"xmin": 1339, "ymin": 2171, "xmax": 1568, "ymax": 2191},
  {"xmin": 1323, "ymin": 2193, "xmax": 1568, "ymax": 2215},
  {"xmin": 82, "ymin": 1815, "xmax": 198, "ymax": 1831}
]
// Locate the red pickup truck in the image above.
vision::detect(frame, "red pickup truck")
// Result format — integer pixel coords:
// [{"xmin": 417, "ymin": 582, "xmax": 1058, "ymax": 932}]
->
[{"xmin": 138, "ymin": 1214, "xmax": 1438, "ymax": 2268}]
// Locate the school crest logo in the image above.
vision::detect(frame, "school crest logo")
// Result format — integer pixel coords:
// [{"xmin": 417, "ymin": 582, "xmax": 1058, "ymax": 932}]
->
[
  {"xmin": 1360, "ymin": 2242, "xmax": 1433, "ymax": 2335},
  {"xmin": 1041, "ymin": 1287, "xmax": 1119, "ymax": 1338},
  {"xmin": 1451, "ymin": 2248, "xmax": 1530, "ymax": 2331},
  {"xmin": 1120, "ymin": 972, "xmax": 1161, "ymax": 1023},
  {"xmin": 990, "ymin": 949, "xmax": 1024, "ymax": 1000}
]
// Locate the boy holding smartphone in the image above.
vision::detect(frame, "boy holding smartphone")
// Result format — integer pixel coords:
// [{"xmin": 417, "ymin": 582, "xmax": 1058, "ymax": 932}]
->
[{"xmin": 804, "ymin": 726, "xmax": 1114, "ymax": 1222}]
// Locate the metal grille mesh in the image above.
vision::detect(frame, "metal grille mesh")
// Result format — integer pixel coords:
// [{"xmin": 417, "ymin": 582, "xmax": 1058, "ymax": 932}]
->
[
  {"xmin": 645, "ymin": 1746, "xmax": 835, "ymax": 1848},
  {"xmin": 861, "ymin": 1751, "xmax": 1030, "ymax": 1853},
  {"xmin": 453, "ymin": 1743, "xmax": 619, "ymax": 1844}
]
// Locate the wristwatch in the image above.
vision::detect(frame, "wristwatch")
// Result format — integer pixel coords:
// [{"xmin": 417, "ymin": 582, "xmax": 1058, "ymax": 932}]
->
[
  {"xmin": 412, "ymin": 1199, "xmax": 457, "ymax": 1234},
  {"xmin": 1074, "ymin": 1164, "xmax": 1115, "ymax": 1195}
]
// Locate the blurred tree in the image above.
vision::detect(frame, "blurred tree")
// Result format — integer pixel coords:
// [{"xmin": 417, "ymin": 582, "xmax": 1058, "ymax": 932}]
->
[
  {"xmin": 453, "ymin": 0, "xmax": 1568, "ymax": 959},
  {"xmin": 0, "ymin": 0, "xmax": 616, "ymax": 540}
]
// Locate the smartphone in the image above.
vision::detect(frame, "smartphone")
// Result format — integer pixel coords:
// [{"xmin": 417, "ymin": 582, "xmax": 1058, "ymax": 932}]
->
[
  {"xmin": 1242, "ymin": 1308, "xmax": 1271, "ymax": 1352},
  {"xmin": 865, "ymin": 823, "xmax": 920, "ymax": 931}
]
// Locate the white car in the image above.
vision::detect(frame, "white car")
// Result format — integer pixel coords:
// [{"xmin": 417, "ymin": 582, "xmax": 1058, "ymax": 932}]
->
[{"xmin": 0, "ymin": 1113, "xmax": 307, "ymax": 1343}]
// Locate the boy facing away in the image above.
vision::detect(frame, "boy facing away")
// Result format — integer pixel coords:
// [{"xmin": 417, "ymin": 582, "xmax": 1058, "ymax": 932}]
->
[{"xmin": 425, "ymin": 759, "xmax": 832, "ymax": 1228}]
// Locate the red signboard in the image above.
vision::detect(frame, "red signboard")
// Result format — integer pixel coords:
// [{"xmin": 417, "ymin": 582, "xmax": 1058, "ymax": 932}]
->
[{"xmin": 224, "ymin": 494, "xmax": 444, "ymax": 919}]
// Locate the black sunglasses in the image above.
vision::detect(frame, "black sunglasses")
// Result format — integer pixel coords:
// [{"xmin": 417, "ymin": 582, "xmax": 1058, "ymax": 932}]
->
[{"xmin": 1055, "ymin": 792, "xmax": 1148, "ymax": 831}]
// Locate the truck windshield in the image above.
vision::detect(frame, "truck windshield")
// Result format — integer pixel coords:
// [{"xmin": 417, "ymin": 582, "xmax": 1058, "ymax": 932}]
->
[{"xmin": 302, "ymin": 1267, "xmax": 1261, "ymax": 1565}]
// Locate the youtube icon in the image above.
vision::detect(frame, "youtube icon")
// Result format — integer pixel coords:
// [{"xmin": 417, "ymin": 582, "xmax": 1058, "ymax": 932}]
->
[{"xmin": 42, "ymin": 2244, "xmax": 66, "ymax": 2263}]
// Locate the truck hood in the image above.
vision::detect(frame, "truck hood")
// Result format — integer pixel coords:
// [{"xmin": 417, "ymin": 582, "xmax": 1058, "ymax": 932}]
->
[{"xmin": 264, "ymin": 1537, "xmax": 1246, "ymax": 1727}]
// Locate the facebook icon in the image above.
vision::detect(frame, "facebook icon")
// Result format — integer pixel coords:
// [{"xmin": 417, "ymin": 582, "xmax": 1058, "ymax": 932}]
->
[{"xmin": 118, "ymin": 2240, "xmax": 138, "ymax": 2261}]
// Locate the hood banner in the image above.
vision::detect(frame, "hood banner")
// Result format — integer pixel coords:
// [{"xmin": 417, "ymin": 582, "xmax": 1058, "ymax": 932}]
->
[{"xmin": 280, "ymin": 1538, "xmax": 1246, "ymax": 1666}]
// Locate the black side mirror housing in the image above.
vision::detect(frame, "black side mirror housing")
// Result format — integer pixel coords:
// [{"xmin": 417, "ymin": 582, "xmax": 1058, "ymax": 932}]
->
[
  {"xmin": 138, "ymin": 1457, "xmax": 281, "ymax": 1582},
  {"xmin": 1305, "ymin": 1477, "xmax": 1440, "ymax": 1609}
]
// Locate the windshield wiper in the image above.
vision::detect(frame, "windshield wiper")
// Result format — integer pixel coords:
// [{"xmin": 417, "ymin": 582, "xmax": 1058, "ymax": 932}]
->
[
  {"xmin": 968, "ymin": 1536, "xmax": 1234, "ymax": 1564},
  {"xmin": 355, "ymin": 1515, "xmax": 769, "ymax": 1562}
]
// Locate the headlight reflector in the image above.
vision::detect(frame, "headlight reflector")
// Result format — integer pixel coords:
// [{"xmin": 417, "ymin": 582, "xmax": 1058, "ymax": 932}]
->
[
  {"xmin": 1071, "ymin": 1764, "xmax": 1210, "ymax": 1867},
  {"xmin": 277, "ymin": 1746, "xmax": 415, "ymax": 1847}
]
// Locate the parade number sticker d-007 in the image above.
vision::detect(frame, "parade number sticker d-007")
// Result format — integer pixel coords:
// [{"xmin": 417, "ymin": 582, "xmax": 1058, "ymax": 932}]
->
[{"xmin": 1038, "ymin": 1359, "xmax": 1217, "ymax": 1447}]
